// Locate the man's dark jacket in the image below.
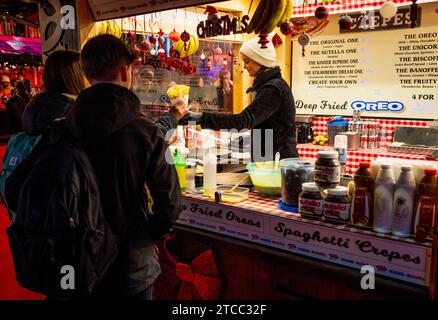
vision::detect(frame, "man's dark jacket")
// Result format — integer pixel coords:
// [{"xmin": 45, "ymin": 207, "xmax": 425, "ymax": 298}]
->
[
  {"xmin": 66, "ymin": 83, "xmax": 182, "ymax": 296},
  {"xmin": 201, "ymin": 67, "xmax": 298, "ymax": 160}
]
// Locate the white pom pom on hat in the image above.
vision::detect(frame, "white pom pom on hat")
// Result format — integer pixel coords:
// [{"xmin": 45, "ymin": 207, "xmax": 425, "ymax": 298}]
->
[{"xmin": 239, "ymin": 36, "xmax": 276, "ymax": 68}]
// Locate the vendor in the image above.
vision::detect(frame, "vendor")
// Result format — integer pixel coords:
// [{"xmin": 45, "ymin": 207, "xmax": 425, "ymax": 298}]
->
[{"xmin": 180, "ymin": 37, "xmax": 298, "ymax": 160}]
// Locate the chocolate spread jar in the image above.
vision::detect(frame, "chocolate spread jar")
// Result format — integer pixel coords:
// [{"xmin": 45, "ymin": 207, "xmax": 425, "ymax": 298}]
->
[
  {"xmin": 323, "ymin": 186, "xmax": 351, "ymax": 224},
  {"xmin": 315, "ymin": 151, "xmax": 340, "ymax": 189},
  {"xmin": 299, "ymin": 182, "xmax": 323, "ymax": 219}
]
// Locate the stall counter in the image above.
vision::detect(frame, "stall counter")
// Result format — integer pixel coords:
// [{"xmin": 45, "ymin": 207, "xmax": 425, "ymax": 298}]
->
[{"xmin": 162, "ymin": 191, "xmax": 434, "ymax": 299}]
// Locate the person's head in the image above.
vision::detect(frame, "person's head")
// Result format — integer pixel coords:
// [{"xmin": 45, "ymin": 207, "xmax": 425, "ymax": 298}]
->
[
  {"xmin": 14, "ymin": 80, "xmax": 28, "ymax": 97},
  {"xmin": 81, "ymin": 34, "xmax": 137, "ymax": 89},
  {"xmin": 239, "ymin": 37, "xmax": 276, "ymax": 77},
  {"xmin": 1, "ymin": 75, "xmax": 10, "ymax": 89},
  {"xmin": 219, "ymin": 69, "xmax": 230, "ymax": 81},
  {"xmin": 43, "ymin": 50, "xmax": 85, "ymax": 96}
]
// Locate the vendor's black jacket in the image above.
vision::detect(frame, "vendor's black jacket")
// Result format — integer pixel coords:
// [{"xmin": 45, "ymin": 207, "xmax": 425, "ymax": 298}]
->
[
  {"xmin": 66, "ymin": 83, "xmax": 182, "ymax": 296},
  {"xmin": 201, "ymin": 67, "xmax": 298, "ymax": 160}
]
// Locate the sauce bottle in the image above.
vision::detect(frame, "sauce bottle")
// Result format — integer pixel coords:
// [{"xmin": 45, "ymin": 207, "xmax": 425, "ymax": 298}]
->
[
  {"xmin": 373, "ymin": 163, "xmax": 395, "ymax": 234},
  {"xmin": 173, "ymin": 149, "xmax": 186, "ymax": 192},
  {"xmin": 203, "ymin": 148, "xmax": 217, "ymax": 196},
  {"xmin": 392, "ymin": 165, "xmax": 416, "ymax": 237},
  {"xmin": 351, "ymin": 162, "xmax": 374, "ymax": 227},
  {"xmin": 413, "ymin": 168, "xmax": 437, "ymax": 242}
]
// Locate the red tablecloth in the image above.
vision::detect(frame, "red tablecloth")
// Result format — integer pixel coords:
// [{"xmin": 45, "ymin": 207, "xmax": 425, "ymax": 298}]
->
[{"xmin": 297, "ymin": 143, "xmax": 438, "ymax": 174}]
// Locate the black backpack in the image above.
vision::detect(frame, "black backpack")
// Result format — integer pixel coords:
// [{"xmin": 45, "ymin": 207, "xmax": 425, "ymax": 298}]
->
[{"xmin": 5, "ymin": 121, "xmax": 120, "ymax": 298}]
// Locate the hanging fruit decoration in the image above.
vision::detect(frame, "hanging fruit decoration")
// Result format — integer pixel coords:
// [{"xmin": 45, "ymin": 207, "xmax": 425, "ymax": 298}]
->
[
  {"xmin": 280, "ymin": 21, "xmax": 294, "ymax": 36},
  {"xmin": 180, "ymin": 30, "xmax": 190, "ymax": 51},
  {"xmin": 223, "ymin": 57, "xmax": 228, "ymax": 66},
  {"xmin": 169, "ymin": 29, "xmax": 180, "ymax": 42},
  {"xmin": 410, "ymin": 0, "xmax": 418, "ymax": 28},
  {"xmin": 228, "ymin": 50, "xmax": 233, "ymax": 57},
  {"xmin": 339, "ymin": 15, "xmax": 353, "ymax": 31},
  {"xmin": 315, "ymin": 6, "xmax": 329, "ymax": 20},
  {"xmin": 150, "ymin": 34, "xmax": 157, "ymax": 44},
  {"xmin": 272, "ymin": 33, "xmax": 283, "ymax": 48},
  {"xmin": 379, "ymin": 0, "xmax": 398, "ymax": 19}
]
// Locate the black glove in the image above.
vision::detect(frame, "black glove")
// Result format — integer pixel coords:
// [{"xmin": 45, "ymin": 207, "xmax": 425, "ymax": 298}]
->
[{"xmin": 178, "ymin": 111, "xmax": 203, "ymax": 126}]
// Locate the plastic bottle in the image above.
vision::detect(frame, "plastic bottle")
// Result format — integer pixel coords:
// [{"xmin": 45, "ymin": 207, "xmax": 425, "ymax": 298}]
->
[
  {"xmin": 413, "ymin": 168, "xmax": 437, "ymax": 242},
  {"xmin": 203, "ymin": 148, "xmax": 217, "ymax": 196},
  {"xmin": 392, "ymin": 165, "xmax": 416, "ymax": 237},
  {"xmin": 373, "ymin": 163, "xmax": 395, "ymax": 234},
  {"xmin": 173, "ymin": 149, "xmax": 186, "ymax": 192},
  {"xmin": 351, "ymin": 162, "xmax": 374, "ymax": 227},
  {"xmin": 334, "ymin": 134, "xmax": 348, "ymax": 174}
]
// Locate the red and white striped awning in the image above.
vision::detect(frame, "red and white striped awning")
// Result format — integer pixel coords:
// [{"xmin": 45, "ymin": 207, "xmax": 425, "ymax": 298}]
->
[{"xmin": 292, "ymin": 0, "xmax": 437, "ymax": 17}]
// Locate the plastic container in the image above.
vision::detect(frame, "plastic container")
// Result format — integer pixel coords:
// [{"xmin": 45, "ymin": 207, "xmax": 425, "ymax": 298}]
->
[
  {"xmin": 392, "ymin": 165, "xmax": 416, "ymax": 237},
  {"xmin": 173, "ymin": 149, "xmax": 186, "ymax": 192},
  {"xmin": 185, "ymin": 160, "xmax": 197, "ymax": 192},
  {"xmin": 351, "ymin": 162, "xmax": 374, "ymax": 227},
  {"xmin": 203, "ymin": 148, "xmax": 217, "ymax": 196},
  {"xmin": 373, "ymin": 163, "xmax": 395, "ymax": 234},
  {"xmin": 246, "ymin": 161, "xmax": 281, "ymax": 196},
  {"xmin": 280, "ymin": 158, "xmax": 315, "ymax": 208},
  {"xmin": 413, "ymin": 168, "xmax": 437, "ymax": 242},
  {"xmin": 327, "ymin": 117, "xmax": 349, "ymax": 146},
  {"xmin": 211, "ymin": 185, "xmax": 249, "ymax": 203}
]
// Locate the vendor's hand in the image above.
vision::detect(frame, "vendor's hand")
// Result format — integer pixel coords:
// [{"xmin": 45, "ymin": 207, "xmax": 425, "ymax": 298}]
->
[
  {"xmin": 178, "ymin": 111, "xmax": 203, "ymax": 126},
  {"xmin": 169, "ymin": 102, "xmax": 189, "ymax": 121}
]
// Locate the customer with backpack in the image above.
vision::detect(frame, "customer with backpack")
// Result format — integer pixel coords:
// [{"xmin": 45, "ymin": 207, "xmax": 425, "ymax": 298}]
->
[
  {"xmin": 66, "ymin": 34, "xmax": 184, "ymax": 299},
  {"xmin": 0, "ymin": 50, "xmax": 85, "ymax": 215}
]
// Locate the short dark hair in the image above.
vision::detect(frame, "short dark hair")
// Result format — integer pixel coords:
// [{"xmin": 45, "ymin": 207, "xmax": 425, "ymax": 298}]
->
[
  {"xmin": 43, "ymin": 50, "xmax": 85, "ymax": 95},
  {"xmin": 81, "ymin": 34, "xmax": 137, "ymax": 82}
]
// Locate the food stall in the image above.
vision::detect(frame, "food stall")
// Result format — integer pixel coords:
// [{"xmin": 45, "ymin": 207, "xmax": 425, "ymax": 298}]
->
[{"xmin": 81, "ymin": 0, "xmax": 438, "ymax": 299}]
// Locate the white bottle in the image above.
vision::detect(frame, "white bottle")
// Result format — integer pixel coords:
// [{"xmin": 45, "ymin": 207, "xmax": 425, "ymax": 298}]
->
[
  {"xmin": 203, "ymin": 148, "xmax": 217, "ymax": 196},
  {"xmin": 373, "ymin": 163, "xmax": 395, "ymax": 234},
  {"xmin": 392, "ymin": 165, "xmax": 416, "ymax": 237}
]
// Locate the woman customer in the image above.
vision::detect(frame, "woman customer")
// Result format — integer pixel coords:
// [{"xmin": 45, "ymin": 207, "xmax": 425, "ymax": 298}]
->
[
  {"xmin": 22, "ymin": 50, "xmax": 86, "ymax": 135},
  {"xmin": 5, "ymin": 81, "xmax": 31, "ymax": 133},
  {"xmin": 180, "ymin": 37, "xmax": 298, "ymax": 160}
]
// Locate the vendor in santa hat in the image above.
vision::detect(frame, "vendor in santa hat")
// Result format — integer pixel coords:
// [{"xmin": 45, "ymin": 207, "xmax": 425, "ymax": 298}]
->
[{"xmin": 179, "ymin": 36, "xmax": 298, "ymax": 160}]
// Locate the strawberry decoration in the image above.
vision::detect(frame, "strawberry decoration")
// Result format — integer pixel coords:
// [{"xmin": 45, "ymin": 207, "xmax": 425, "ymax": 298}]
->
[
  {"xmin": 169, "ymin": 29, "xmax": 180, "ymax": 42},
  {"xmin": 258, "ymin": 31, "xmax": 269, "ymax": 49},
  {"xmin": 180, "ymin": 30, "xmax": 190, "ymax": 51},
  {"xmin": 272, "ymin": 33, "xmax": 283, "ymax": 48},
  {"xmin": 150, "ymin": 34, "xmax": 157, "ymax": 44},
  {"xmin": 140, "ymin": 39, "xmax": 152, "ymax": 53}
]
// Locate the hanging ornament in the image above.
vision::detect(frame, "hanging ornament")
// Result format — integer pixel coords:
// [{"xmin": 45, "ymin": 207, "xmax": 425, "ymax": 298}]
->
[
  {"xmin": 158, "ymin": 48, "xmax": 166, "ymax": 56},
  {"xmin": 200, "ymin": 52, "xmax": 206, "ymax": 60},
  {"xmin": 410, "ymin": 0, "xmax": 418, "ymax": 28},
  {"xmin": 169, "ymin": 29, "xmax": 180, "ymax": 42},
  {"xmin": 207, "ymin": 57, "xmax": 212, "ymax": 71},
  {"xmin": 233, "ymin": 56, "xmax": 239, "ymax": 66},
  {"xmin": 180, "ymin": 30, "xmax": 190, "ymax": 51},
  {"xmin": 315, "ymin": 6, "xmax": 329, "ymax": 20},
  {"xmin": 280, "ymin": 21, "xmax": 294, "ymax": 36},
  {"xmin": 298, "ymin": 33, "xmax": 310, "ymax": 57},
  {"xmin": 150, "ymin": 34, "xmax": 157, "ymax": 44},
  {"xmin": 379, "ymin": 0, "xmax": 398, "ymax": 19},
  {"xmin": 150, "ymin": 48, "xmax": 156, "ymax": 56},
  {"xmin": 339, "ymin": 15, "xmax": 353, "ymax": 31},
  {"xmin": 272, "ymin": 33, "xmax": 283, "ymax": 48},
  {"xmin": 228, "ymin": 50, "xmax": 233, "ymax": 57},
  {"xmin": 204, "ymin": 5, "xmax": 220, "ymax": 23},
  {"xmin": 258, "ymin": 32, "xmax": 269, "ymax": 49},
  {"xmin": 214, "ymin": 46, "xmax": 222, "ymax": 55},
  {"xmin": 223, "ymin": 58, "xmax": 228, "ymax": 66}
]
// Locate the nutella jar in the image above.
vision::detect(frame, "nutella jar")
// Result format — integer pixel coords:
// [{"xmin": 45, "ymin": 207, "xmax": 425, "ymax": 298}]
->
[
  {"xmin": 299, "ymin": 182, "xmax": 323, "ymax": 219},
  {"xmin": 315, "ymin": 151, "xmax": 341, "ymax": 189},
  {"xmin": 323, "ymin": 186, "xmax": 351, "ymax": 224}
]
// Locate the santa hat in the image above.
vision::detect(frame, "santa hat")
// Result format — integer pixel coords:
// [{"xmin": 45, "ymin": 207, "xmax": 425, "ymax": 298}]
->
[
  {"xmin": 239, "ymin": 36, "xmax": 276, "ymax": 68},
  {"xmin": 204, "ymin": 5, "xmax": 218, "ymax": 15}
]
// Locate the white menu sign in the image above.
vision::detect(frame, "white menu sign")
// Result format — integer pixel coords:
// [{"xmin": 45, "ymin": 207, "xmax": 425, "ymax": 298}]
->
[{"xmin": 292, "ymin": 27, "xmax": 438, "ymax": 119}]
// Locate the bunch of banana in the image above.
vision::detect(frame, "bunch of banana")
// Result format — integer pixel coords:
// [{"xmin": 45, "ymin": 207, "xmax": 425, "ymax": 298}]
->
[
  {"xmin": 167, "ymin": 85, "xmax": 190, "ymax": 100},
  {"xmin": 247, "ymin": 0, "xmax": 293, "ymax": 34},
  {"xmin": 172, "ymin": 34, "xmax": 199, "ymax": 58},
  {"xmin": 312, "ymin": 135, "xmax": 328, "ymax": 146},
  {"xmin": 97, "ymin": 20, "xmax": 122, "ymax": 38}
]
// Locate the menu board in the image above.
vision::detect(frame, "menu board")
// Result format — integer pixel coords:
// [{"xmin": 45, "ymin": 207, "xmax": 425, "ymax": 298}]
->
[
  {"xmin": 292, "ymin": 27, "xmax": 438, "ymax": 119},
  {"xmin": 87, "ymin": 0, "xmax": 218, "ymax": 20}
]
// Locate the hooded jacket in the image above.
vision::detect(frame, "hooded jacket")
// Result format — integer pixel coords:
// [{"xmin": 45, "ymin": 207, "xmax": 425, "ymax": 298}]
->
[
  {"xmin": 201, "ymin": 67, "xmax": 298, "ymax": 160},
  {"xmin": 66, "ymin": 83, "xmax": 182, "ymax": 296},
  {"xmin": 22, "ymin": 92, "xmax": 74, "ymax": 135}
]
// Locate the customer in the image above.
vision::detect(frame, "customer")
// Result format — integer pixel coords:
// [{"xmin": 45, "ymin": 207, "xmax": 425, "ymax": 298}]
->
[
  {"xmin": 22, "ymin": 50, "xmax": 85, "ymax": 135},
  {"xmin": 67, "ymin": 34, "xmax": 184, "ymax": 299},
  {"xmin": 180, "ymin": 37, "xmax": 298, "ymax": 160},
  {"xmin": 215, "ymin": 69, "xmax": 233, "ymax": 113},
  {"xmin": 0, "ymin": 75, "xmax": 12, "ymax": 108},
  {"xmin": 5, "ymin": 81, "xmax": 30, "ymax": 133}
]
